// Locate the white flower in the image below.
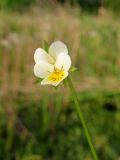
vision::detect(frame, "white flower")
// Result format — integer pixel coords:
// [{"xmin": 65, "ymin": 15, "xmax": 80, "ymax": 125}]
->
[{"xmin": 34, "ymin": 41, "xmax": 71, "ymax": 86}]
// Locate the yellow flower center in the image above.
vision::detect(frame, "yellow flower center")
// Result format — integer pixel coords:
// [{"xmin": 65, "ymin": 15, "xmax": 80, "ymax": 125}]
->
[{"xmin": 48, "ymin": 68, "xmax": 65, "ymax": 82}]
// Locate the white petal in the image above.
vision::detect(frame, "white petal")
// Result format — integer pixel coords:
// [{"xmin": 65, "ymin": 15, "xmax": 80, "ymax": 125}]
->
[
  {"xmin": 55, "ymin": 52, "xmax": 71, "ymax": 71},
  {"xmin": 34, "ymin": 48, "xmax": 54, "ymax": 64},
  {"xmin": 41, "ymin": 71, "xmax": 68, "ymax": 86},
  {"xmin": 49, "ymin": 41, "xmax": 68, "ymax": 58},
  {"xmin": 34, "ymin": 62, "xmax": 54, "ymax": 78}
]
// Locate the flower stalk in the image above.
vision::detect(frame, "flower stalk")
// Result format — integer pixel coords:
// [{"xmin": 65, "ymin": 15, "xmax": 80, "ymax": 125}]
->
[
  {"xmin": 67, "ymin": 76, "xmax": 99, "ymax": 160},
  {"xmin": 33, "ymin": 40, "xmax": 99, "ymax": 159}
]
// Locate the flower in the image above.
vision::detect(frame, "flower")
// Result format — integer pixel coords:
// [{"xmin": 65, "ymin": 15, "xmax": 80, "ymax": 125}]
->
[{"xmin": 34, "ymin": 41, "xmax": 71, "ymax": 86}]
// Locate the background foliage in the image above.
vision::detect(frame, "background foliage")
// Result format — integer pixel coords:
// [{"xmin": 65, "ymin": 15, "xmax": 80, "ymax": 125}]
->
[
  {"xmin": 0, "ymin": 0, "xmax": 36, "ymax": 10},
  {"xmin": 0, "ymin": 0, "xmax": 120, "ymax": 13},
  {"xmin": 0, "ymin": 0, "xmax": 120, "ymax": 160}
]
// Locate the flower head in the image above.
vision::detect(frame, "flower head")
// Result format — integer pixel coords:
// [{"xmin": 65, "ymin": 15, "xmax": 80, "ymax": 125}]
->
[{"xmin": 34, "ymin": 41, "xmax": 71, "ymax": 86}]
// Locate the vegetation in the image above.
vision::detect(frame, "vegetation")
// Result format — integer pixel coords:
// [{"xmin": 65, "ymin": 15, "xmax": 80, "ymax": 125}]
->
[
  {"xmin": 0, "ymin": 3, "xmax": 120, "ymax": 160},
  {"xmin": 0, "ymin": 0, "xmax": 120, "ymax": 13},
  {"xmin": 104, "ymin": 0, "xmax": 120, "ymax": 14},
  {"xmin": 0, "ymin": 91, "xmax": 120, "ymax": 160},
  {"xmin": 0, "ymin": 0, "xmax": 36, "ymax": 10}
]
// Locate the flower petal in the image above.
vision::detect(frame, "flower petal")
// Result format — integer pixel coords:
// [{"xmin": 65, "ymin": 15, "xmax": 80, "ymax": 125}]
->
[
  {"xmin": 34, "ymin": 48, "xmax": 54, "ymax": 64},
  {"xmin": 49, "ymin": 41, "xmax": 68, "ymax": 58},
  {"xmin": 34, "ymin": 62, "xmax": 54, "ymax": 78},
  {"xmin": 55, "ymin": 52, "xmax": 71, "ymax": 71},
  {"xmin": 41, "ymin": 71, "xmax": 68, "ymax": 86}
]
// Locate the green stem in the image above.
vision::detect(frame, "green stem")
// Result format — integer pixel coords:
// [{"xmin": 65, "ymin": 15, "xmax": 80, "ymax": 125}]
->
[{"xmin": 67, "ymin": 77, "xmax": 99, "ymax": 160}]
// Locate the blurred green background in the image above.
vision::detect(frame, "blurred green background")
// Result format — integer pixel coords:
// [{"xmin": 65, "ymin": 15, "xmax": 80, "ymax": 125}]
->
[{"xmin": 0, "ymin": 0, "xmax": 120, "ymax": 160}]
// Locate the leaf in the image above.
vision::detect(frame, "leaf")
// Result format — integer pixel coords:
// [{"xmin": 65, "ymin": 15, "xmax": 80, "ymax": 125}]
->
[
  {"xmin": 34, "ymin": 78, "xmax": 43, "ymax": 84},
  {"xmin": 69, "ymin": 66, "xmax": 77, "ymax": 73},
  {"xmin": 43, "ymin": 40, "xmax": 49, "ymax": 52},
  {"xmin": 54, "ymin": 85, "xmax": 59, "ymax": 90}
]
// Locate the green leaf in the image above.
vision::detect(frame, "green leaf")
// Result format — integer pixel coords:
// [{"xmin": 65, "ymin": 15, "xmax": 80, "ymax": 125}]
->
[
  {"xmin": 43, "ymin": 40, "xmax": 49, "ymax": 52},
  {"xmin": 34, "ymin": 78, "xmax": 43, "ymax": 84},
  {"xmin": 54, "ymin": 85, "xmax": 59, "ymax": 90},
  {"xmin": 69, "ymin": 66, "xmax": 77, "ymax": 73}
]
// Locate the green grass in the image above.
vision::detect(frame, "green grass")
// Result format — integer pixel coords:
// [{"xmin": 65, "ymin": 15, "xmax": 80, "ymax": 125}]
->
[
  {"xmin": 0, "ymin": 4, "xmax": 120, "ymax": 160},
  {"xmin": 0, "ymin": 90, "xmax": 120, "ymax": 160}
]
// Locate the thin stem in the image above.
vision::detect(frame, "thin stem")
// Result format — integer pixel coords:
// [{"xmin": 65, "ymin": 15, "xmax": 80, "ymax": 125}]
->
[{"xmin": 67, "ymin": 77, "xmax": 99, "ymax": 160}]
